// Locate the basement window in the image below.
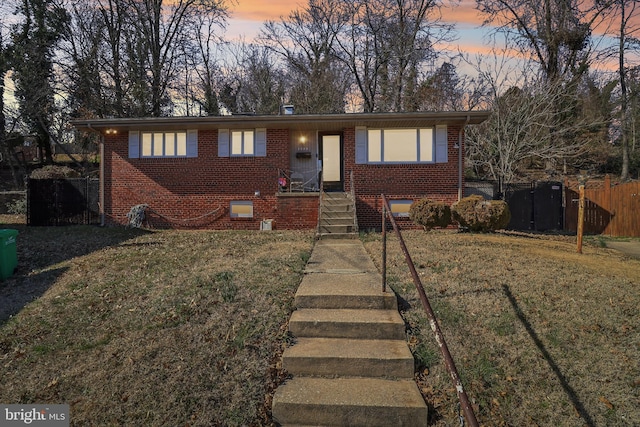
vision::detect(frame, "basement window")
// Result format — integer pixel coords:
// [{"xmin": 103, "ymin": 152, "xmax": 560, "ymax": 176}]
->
[
  {"xmin": 388, "ymin": 200, "xmax": 413, "ymax": 218},
  {"xmin": 230, "ymin": 201, "xmax": 253, "ymax": 218}
]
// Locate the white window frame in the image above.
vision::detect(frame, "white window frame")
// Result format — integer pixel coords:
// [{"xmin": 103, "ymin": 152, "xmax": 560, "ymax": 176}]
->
[
  {"xmin": 129, "ymin": 130, "xmax": 197, "ymax": 159},
  {"xmin": 230, "ymin": 201, "xmax": 254, "ymax": 218},
  {"xmin": 355, "ymin": 125, "xmax": 447, "ymax": 165},
  {"xmin": 231, "ymin": 130, "xmax": 255, "ymax": 156},
  {"xmin": 366, "ymin": 128, "xmax": 435, "ymax": 164}
]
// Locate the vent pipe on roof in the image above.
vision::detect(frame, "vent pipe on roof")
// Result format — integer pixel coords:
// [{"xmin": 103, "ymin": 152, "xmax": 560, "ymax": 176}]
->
[{"xmin": 280, "ymin": 104, "xmax": 294, "ymax": 115}]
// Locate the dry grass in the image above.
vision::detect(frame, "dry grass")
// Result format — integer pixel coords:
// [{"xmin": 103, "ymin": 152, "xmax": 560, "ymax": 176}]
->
[
  {"xmin": 362, "ymin": 230, "xmax": 640, "ymax": 426},
  {"xmin": 2, "ymin": 213, "xmax": 638, "ymax": 426},
  {"xmin": 0, "ymin": 218, "xmax": 314, "ymax": 426}
]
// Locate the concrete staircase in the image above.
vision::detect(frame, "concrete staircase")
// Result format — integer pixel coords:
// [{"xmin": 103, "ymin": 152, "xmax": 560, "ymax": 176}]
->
[
  {"xmin": 272, "ymin": 240, "xmax": 428, "ymax": 427},
  {"xmin": 318, "ymin": 192, "xmax": 357, "ymax": 239}
]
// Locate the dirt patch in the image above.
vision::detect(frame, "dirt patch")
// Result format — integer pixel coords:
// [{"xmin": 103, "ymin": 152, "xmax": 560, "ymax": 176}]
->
[{"xmin": 363, "ymin": 230, "xmax": 640, "ymax": 426}]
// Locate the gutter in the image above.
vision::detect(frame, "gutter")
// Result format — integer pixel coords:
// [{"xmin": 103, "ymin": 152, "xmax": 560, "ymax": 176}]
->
[
  {"xmin": 458, "ymin": 115, "xmax": 471, "ymax": 201},
  {"xmin": 87, "ymin": 123, "xmax": 105, "ymax": 227}
]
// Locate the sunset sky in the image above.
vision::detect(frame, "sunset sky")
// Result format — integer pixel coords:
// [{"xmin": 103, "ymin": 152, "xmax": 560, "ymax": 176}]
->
[
  {"xmin": 225, "ymin": 0, "xmax": 491, "ymax": 59},
  {"xmin": 223, "ymin": 0, "xmax": 628, "ymax": 74}
]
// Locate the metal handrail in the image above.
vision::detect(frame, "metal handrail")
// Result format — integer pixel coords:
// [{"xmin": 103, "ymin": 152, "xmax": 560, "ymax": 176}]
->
[
  {"xmin": 349, "ymin": 170, "xmax": 358, "ymax": 233},
  {"xmin": 317, "ymin": 170, "xmax": 324, "ymax": 236},
  {"xmin": 381, "ymin": 194, "xmax": 479, "ymax": 427}
]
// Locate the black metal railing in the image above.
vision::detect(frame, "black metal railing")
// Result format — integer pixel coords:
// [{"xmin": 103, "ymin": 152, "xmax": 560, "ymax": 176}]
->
[{"xmin": 381, "ymin": 194, "xmax": 479, "ymax": 427}]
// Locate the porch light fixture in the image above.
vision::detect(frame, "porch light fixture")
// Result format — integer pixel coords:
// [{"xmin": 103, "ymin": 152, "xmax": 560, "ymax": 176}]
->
[
  {"xmin": 105, "ymin": 128, "xmax": 118, "ymax": 135},
  {"xmin": 299, "ymin": 136, "xmax": 307, "ymax": 144}
]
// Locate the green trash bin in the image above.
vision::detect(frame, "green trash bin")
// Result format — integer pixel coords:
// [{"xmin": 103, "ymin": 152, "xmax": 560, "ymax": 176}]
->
[{"xmin": 0, "ymin": 229, "xmax": 18, "ymax": 280}]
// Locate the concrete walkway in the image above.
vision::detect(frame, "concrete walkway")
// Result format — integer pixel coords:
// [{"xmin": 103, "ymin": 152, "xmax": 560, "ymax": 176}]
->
[
  {"xmin": 605, "ymin": 240, "xmax": 640, "ymax": 259},
  {"xmin": 272, "ymin": 239, "xmax": 428, "ymax": 426}
]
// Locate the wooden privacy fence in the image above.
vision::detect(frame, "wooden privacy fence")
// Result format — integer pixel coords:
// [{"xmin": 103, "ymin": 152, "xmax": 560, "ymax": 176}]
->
[{"xmin": 565, "ymin": 175, "xmax": 640, "ymax": 237}]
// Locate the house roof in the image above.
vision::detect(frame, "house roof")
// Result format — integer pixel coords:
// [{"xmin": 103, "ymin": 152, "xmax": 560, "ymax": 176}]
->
[{"xmin": 71, "ymin": 111, "xmax": 491, "ymax": 133}]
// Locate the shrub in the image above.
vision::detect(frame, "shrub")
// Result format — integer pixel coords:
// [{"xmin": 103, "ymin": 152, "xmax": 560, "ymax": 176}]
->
[
  {"xmin": 30, "ymin": 165, "xmax": 79, "ymax": 180},
  {"xmin": 409, "ymin": 198, "xmax": 451, "ymax": 230},
  {"xmin": 451, "ymin": 195, "xmax": 511, "ymax": 232},
  {"xmin": 6, "ymin": 197, "xmax": 27, "ymax": 215}
]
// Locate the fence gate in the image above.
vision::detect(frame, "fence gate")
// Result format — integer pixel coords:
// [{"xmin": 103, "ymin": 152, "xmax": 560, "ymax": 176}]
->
[
  {"xmin": 503, "ymin": 182, "xmax": 564, "ymax": 232},
  {"xmin": 28, "ymin": 177, "xmax": 100, "ymax": 226}
]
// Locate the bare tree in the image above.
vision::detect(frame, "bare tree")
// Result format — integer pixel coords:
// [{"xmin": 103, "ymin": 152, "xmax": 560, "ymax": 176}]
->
[
  {"xmin": 476, "ymin": 0, "xmax": 611, "ymax": 83},
  {"xmin": 466, "ymin": 69, "xmax": 605, "ymax": 192},
  {"xmin": 329, "ymin": 0, "xmax": 450, "ymax": 112},
  {"xmin": 609, "ymin": 0, "xmax": 639, "ymax": 180},
  {"xmin": 260, "ymin": 0, "xmax": 349, "ymax": 113},
  {"xmin": 190, "ymin": 14, "xmax": 227, "ymax": 116},
  {"xmin": 11, "ymin": 0, "xmax": 69, "ymax": 164}
]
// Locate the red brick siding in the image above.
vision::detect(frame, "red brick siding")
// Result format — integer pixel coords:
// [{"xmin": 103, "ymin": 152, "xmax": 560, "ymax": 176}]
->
[
  {"xmin": 275, "ymin": 195, "xmax": 319, "ymax": 229},
  {"xmin": 105, "ymin": 129, "xmax": 318, "ymax": 229},
  {"xmin": 104, "ymin": 125, "xmax": 461, "ymax": 230},
  {"xmin": 344, "ymin": 125, "xmax": 463, "ymax": 230}
]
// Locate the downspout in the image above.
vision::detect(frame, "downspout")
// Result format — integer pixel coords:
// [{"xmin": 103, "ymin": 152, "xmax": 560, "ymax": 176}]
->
[
  {"xmin": 458, "ymin": 115, "xmax": 471, "ymax": 201},
  {"xmin": 87, "ymin": 124, "xmax": 105, "ymax": 227}
]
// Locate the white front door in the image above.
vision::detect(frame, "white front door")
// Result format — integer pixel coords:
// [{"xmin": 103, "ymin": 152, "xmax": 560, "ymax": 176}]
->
[{"xmin": 321, "ymin": 135, "xmax": 342, "ymax": 189}]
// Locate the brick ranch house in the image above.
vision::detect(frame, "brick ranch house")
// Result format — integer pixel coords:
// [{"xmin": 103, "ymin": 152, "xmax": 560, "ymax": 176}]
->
[{"xmin": 71, "ymin": 111, "xmax": 490, "ymax": 231}]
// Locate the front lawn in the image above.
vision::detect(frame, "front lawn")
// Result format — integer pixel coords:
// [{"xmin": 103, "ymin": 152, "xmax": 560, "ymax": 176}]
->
[
  {"xmin": 363, "ymin": 230, "xmax": 640, "ymax": 426},
  {"xmin": 0, "ymin": 222, "xmax": 314, "ymax": 426}
]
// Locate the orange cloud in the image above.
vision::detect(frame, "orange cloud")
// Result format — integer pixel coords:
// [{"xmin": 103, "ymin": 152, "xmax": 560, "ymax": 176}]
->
[{"xmin": 230, "ymin": 0, "xmax": 303, "ymax": 21}]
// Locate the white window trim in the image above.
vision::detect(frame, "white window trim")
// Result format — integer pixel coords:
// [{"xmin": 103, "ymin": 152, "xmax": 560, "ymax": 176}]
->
[
  {"xmin": 129, "ymin": 130, "xmax": 197, "ymax": 158},
  {"xmin": 219, "ymin": 128, "xmax": 267, "ymax": 158},
  {"xmin": 366, "ymin": 128, "xmax": 434, "ymax": 164},
  {"xmin": 231, "ymin": 130, "xmax": 253, "ymax": 156},
  {"xmin": 355, "ymin": 126, "xmax": 448, "ymax": 164}
]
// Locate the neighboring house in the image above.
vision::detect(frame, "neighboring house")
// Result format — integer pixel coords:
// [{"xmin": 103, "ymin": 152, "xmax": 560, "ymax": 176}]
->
[{"xmin": 71, "ymin": 111, "xmax": 490, "ymax": 230}]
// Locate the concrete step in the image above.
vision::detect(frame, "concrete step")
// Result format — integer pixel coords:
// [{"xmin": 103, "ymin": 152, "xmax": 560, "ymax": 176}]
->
[
  {"xmin": 322, "ymin": 192, "xmax": 351, "ymax": 200},
  {"xmin": 320, "ymin": 210, "xmax": 354, "ymax": 220},
  {"xmin": 321, "ymin": 203, "xmax": 352, "ymax": 211},
  {"xmin": 272, "ymin": 377, "xmax": 428, "ymax": 427},
  {"xmin": 295, "ymin": 273, "xmax": 396, "ymax": 309},
  {"xmin": 319, "ymin": 224, "xmax": 353, "ymax": 234},
  {"xmin": 289, "ymin": 308, "xmax": 405, "ymax": 340},
  {"xmin": 317, "ymin": 232, "xmax": 358, "ymax": 240},
  {"xmin": 319, "ymin": 217, "xmax": 354, "ymax": 227},
  {"xmin": 304, "ymin": 240, "xmax": 378, "ymax": 272},
  {"xmin": 283, "ymin": 337, "xmax": 415, "ymax": 378}
]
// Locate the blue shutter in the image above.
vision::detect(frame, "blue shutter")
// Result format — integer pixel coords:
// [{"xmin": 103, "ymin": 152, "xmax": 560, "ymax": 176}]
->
[
  {"xmin": 218, "ymin": 129, "xmax": 230, "ymax": 157},
  {"xmin": 435, "ymin": 125, "xmax": 448, "ymax": 163},
  {"xmin": 255, "ymin": 128, "xmax": 267, "ymax": 157},
  {"xmin": 186, "ymin": 129, "xmax": 198, "ymax": 157},
  {"xmin": 128, "ymin": 131, "xmax": 140, "ymax": 158},
  {"xmin": 355, "ymin": 126, "xmax": 367, "ymax": 164}
]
